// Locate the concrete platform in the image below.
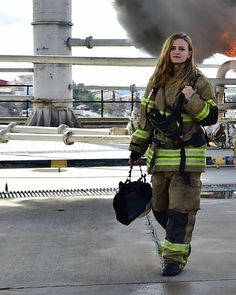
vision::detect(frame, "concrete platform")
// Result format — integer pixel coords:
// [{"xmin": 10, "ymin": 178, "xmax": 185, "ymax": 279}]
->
[
  {"xmin": 0, "ymin": 165, "xmax": 235, "ymax": 193},
  {"xmin": 0, "ymin": 140, "xmax": 235, "ymax": 294},
  {"xmin": 0, "ymin": 195, "xmax": 236, "ymax": 294}
]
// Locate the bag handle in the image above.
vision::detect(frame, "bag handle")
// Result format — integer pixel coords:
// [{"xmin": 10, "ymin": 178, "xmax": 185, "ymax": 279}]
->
[{"xmin": 128, "ymin": 164, "xmax": 147, "ymax": 182}]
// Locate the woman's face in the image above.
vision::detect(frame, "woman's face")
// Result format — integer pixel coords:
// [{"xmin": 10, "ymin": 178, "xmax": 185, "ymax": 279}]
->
[{"xmin": 170, "ymin": 38, "xmax": 192, "ymax": 64}]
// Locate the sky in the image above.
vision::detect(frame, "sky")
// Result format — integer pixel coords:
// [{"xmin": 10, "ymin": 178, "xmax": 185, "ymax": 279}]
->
[{"xmin": 0, "ymin": 0, "xmax": 235, "ymax": 86}]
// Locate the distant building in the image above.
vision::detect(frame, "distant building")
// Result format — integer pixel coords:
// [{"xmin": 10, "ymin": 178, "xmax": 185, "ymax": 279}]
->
[
  {"xmin": 17, "ymin": 75, "xmax": 33, "ymax": 85},
  {"xmin": 93, "ymin": 90, "xmax": 121, "ymax": 101},
  {"xmin": 9, "ymin": 75, "xmax": 33, "ymax": 95},
  {"xmin": 0, "ymin": 79, "xmax": 8, "ymax": 86},
  {"xmin": 0, "ymin": 79, "xmax": 12, "ymax": 95}
]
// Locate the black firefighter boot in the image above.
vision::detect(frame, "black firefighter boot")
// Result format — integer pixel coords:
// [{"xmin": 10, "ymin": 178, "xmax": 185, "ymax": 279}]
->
[
  {"xmin": 161, "ymin": 263, "xmax": 182, "ymax": 276},
  {"xmin": 161, "ymin": 245, "xmax": 191, "ymax": 276}
]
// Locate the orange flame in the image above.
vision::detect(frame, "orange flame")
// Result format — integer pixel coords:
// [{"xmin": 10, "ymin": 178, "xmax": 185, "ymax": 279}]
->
[{"xmin": 221, "ymin": 32, "xmax": 236, "ymax": 57}]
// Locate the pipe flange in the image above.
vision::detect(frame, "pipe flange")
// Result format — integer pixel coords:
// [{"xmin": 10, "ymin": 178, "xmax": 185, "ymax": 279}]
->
[
  {"xmin": 63, "ymin": 131, "xmax": 74, "ymax": 145},
  {"xmin": 7, "ymin": 122, "xmax": 18, "ymax": 133},
  {"xmin": 0, "ymin": 129, "xmax": 8, "ymax": 143},
  {"xmin": 57, "ymin": 124, "xmax": 68, "ymax": 134},
  {"xmin": 85, "ymin": 36, "xmax": 94, "ymax": 49}
]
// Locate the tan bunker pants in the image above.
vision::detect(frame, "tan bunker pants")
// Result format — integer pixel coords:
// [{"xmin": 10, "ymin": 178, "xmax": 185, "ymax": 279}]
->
[{"xmin": 151, "ymin": 171, "xmax": 201, "ymax": 268}]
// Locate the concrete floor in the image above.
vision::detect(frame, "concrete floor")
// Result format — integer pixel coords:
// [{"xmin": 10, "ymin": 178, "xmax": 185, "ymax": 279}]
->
[
  {"xmin": 0, "ymin": 140, "xmax": 235, "ymax": 294},
  {"xmin": 0, "ymin": 196, "xmax": 236, "ymax": 294}
]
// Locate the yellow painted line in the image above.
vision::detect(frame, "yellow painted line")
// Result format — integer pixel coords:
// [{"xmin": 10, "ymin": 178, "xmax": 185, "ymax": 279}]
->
[
  {"xmin": 213, "ymin": 156, "xmax": 225, "ymax": 166},
  {"xmin": 51, "ymin": 160, "xmax": 67, "ymax": 168}
]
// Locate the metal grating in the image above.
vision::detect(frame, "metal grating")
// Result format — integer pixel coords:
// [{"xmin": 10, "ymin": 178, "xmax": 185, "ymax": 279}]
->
[
  {"xmin": 0, "ymin": 184, "xmax": 235, "ymax": 199},
  {"xmin": 201, "ymin": 184, "xmax": 236, "ymax": 192},
  {"xmin": 0, "ymin": 187, "xmax": 118, "ymax": 199}
]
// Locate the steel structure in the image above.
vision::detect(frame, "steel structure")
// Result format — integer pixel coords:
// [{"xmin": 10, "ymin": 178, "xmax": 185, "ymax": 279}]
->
[
  {"xmin": 0, "ymin": 0, "xmax": 235, "ymax": 129},
  {"xmin": 29, "ymin": 0, "xmax": 81, "ymax": 127}
]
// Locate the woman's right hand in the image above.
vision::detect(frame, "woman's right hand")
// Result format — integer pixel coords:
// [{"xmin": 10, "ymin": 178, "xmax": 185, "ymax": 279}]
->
[
  {"xmin": 129, "ymin": 151, "xmax": 142, "ymax": 166},
  {"xmin": 129, "ymin": 158, "xmax": 141, "ymax": 166}
]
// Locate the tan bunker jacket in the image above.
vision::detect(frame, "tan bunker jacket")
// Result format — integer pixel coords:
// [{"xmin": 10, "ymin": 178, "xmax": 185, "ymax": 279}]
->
[{"xmin": 129, "ymin": 74, "xmax": 218, "ymax": 174}]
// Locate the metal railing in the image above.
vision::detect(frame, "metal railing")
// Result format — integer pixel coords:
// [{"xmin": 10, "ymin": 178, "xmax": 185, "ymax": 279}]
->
[
  {"xmin": 0, "ymin": 80, "xmax": 236, "ymax": 120},
  {"xmin": 0, "ymin": 83, "xmax": 141, "ymax": 119}
]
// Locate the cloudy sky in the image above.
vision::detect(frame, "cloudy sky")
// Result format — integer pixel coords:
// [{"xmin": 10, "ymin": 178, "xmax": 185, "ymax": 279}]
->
[{"xmin": 0, "ymin": 0, "xmax": 234, "ymax": 86}]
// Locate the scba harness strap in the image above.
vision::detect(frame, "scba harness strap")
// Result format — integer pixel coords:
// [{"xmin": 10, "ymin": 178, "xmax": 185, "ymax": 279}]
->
[
  {"xmin": 146, "ymin": 74, "xmax": 200, "ymax": 141},
  {"xmin": 146, "ymin": 80, "xmax": 205, "ymax": 185},
  {"xmin": 147, "ymin": 89, "xmax": 185, "ymax": 142}
]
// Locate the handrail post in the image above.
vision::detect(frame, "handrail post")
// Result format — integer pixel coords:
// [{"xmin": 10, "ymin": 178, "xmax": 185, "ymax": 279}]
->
[{"xmin": 101, "ymin": 89, "xmax": 104, "ymax": 118}]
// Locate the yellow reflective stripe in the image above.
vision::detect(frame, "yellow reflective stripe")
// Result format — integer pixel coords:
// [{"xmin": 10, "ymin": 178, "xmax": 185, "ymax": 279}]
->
[
  {"xmin": 163, "ymin": 239, "xmax": 189, "ymax": 268},
  {"xmin": 141, "ymin": 97, "xmax": 155, "ymax": 108},
  {"xmin": 194, "ymin": 101, "xmax": 210, "ymax": 121},
  {"xmin": 154, "ymin": 149, "xmax": 180, "ymax": 156},
  {"xmin": 194, "ymin": 98, "xmax": 217, "ymax": 122},
  {"xmin": 182, "ymin": 113, "xmax": 193, "ymax": 122},
  {"xmin": 147, "ymin": 148, "xmax": 206, "ymax": 167},
  {"xmin": 150, "ymin": 159, "xmax": 180, "ymax": 165},
  {"xmin": 186, "ymin": 159, "xmax": 206, "ymax": 165},
  {"xmin": 206, "ymin": 98, "xmax": 217, "ymax": 106},
  {"xmin": 154, "ymin": 148, "xmax": 205, "ymax": 156},
  {"xmin": 141, "ymin": 97, "xmax": 148, "ymax": 106},
  {"xmin": 148, "ymin": 159, "xmax": 205, "ymax": 166},
  {"xmin": 186, "ymin": 148, "xmax": 206, "ymax": 155},
  {"xmin": 163, "ymin": 239, "xmax": 189, "ymax": 255},
  {"xmin": 148, "ymin": 148, "xmax": 206, "ymax": 156},
  {"xmin": 133, "ymin": 129, "xmax": 151, "ymax": 140}
]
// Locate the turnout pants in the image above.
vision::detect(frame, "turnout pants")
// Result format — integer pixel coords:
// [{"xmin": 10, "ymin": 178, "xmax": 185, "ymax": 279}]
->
[{"xmin": 151, "ymin": 171, "xmax": 201, "ymax": 269}]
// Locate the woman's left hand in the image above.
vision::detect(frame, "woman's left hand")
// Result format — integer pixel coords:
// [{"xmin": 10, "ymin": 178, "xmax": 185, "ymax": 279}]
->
[{"xmin": 182, "ymin": 86, "xmax": 196, "ymax": 101}]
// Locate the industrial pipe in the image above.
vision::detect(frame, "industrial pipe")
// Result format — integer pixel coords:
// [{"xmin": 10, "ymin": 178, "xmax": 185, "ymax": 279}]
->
[
  {"xmin": 0, "ymin": 130, "xmax": 130, "ymax": 145},
  {"xmin": 216, "ymin": 60, "xmax": 236, "ymax": 104},
  {"xmin": 0, "ymin": 68, "xmax": 33, "ymax": 72},
  {"xmin": 67, "ymin": 37, "xmax": 132, "ymax": 48},
  {"xmin": 0, "ymin": 96, "xmax": 34, "ymax": 101},
  {"xmin": 0, "ymin": 55, "xmax": 221, "ymax": 68},
  {"xmin": 217, "ymin": 60, "xmax": 236, "ymax": 79},
  {"xmin": 70, "ymin": 78, "xmax": 236, "ymax": 91},
  {"xmin": 0, "ymin": 123, "xmax": 110, "ymax": 135}
]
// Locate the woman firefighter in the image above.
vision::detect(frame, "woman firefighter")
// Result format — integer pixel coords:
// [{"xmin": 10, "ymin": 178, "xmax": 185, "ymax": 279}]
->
[{"xmin": 129, "ymin": 33, "xmax": 218, "ymax": 276}]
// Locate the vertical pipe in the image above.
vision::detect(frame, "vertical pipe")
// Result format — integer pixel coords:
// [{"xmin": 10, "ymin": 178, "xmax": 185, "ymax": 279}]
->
[
  {"xmin": 32, "ymin": 0, "xmax": 72, "ymax": 103},
  {"xmin": 30, "ymin": 0, "xmax": 81, "ymax": 127}
]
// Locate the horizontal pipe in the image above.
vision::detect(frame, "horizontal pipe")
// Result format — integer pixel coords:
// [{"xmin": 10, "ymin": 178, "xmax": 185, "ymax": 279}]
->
[
  {"xmin": 210, "ymin": 78, "xmax": 236, "ymax": 85},
  {"xmin": 0, "ymin": 55, "xmax": 156, "ymax": 66},
  {"xmin": 0, "ymin": 68, "xmax": 34, "ymax": 72},
  {"xmin": 0, "ymin": 95, "xmax": 33, "ymax": 101},
  {"xmin": 0, "ymin": 117, "xmax": 130, "ymax": 126},
  {"xmin": 0, "ymin": 55, "xmax": 221, "ymax": 68},
  {"xmin": 70, "ymin": 84, "xmax": 145, "ymax": 91},
  {"xmin": 0, "ymin": 124, "xmax": 111, "ymax": 135},
  {"xmin": 218, "ymin": 103, "xmax": 236, "ymax": 110},
  {"xmin": 0, "ymin": 132, "xmax": 131, "ymax": 144},
  {"xmin": 71, "ymin": 78, "xmax": 236, "ymax": 91},
  {"xmin": 67, "ymin": 37, "xmax": 133, "ymax": 48}
]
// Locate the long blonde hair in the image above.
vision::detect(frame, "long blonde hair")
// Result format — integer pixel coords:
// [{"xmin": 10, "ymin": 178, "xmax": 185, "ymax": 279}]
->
[{"xmin": 150, "ymin": 33, "xmax": 200, "ymax": 88}]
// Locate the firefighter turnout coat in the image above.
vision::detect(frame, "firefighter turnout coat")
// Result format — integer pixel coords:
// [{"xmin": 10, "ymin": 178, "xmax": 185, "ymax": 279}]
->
[{"xmin": 129, "ymin": 73, "xmax": 218, "ymax": 174}]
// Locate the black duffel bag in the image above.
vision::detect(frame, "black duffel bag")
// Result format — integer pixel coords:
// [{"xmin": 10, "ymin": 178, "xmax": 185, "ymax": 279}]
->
[{"xmin": 113, "ymin": 165, "xmax": 152, "ymax": 226}]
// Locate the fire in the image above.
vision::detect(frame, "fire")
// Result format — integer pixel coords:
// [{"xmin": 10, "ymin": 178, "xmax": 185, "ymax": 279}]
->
[{"xmin": 221, "ymin": 32, "xmax": 236, "ymax": 57}]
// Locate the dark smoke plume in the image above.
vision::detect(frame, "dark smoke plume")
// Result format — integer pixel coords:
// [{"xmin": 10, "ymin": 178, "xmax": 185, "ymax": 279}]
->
[{"xmin": 113, "ymin": 0, "xmax": 236, "ymax": 62}]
